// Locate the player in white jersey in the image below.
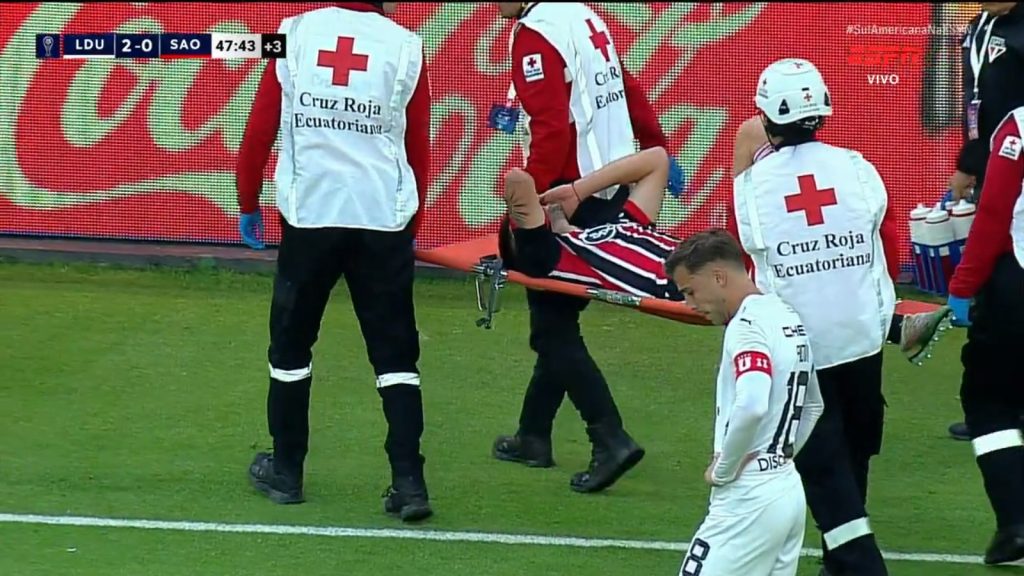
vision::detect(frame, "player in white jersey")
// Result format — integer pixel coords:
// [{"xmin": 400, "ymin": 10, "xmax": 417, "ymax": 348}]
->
[{"xmin": 665, "ymin": 229, "xmax": 824, "ymax": 576}]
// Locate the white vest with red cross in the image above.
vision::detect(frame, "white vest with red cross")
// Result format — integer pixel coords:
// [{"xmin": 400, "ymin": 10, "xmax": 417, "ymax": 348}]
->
[
  {"xmin": 514, "ymin": 2, "xmax": 637, "ymax": 199},
  {"xmin": 994, "ymin": 108, "xmax": 1024, "ymax": 268},
  {"xmin": 274, "ymin": 7, "xmax": 423, "ymax": 230},
  {"xmin": 733, "ymin": 141, "xmax": 896, "ymax": 369}
]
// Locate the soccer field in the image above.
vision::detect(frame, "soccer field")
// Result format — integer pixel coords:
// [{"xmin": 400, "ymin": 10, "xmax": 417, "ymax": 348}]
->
[{"xmin": 0, "ymin": 262, "xmax": 1010, "ymax": 575}]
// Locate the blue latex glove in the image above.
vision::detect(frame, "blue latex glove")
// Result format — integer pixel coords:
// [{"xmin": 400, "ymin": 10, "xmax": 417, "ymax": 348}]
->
[
  {"xmin": 947, "ymin": 294, "xmax": 972, "ymax": 327},
  {"xmin": 667, "ymin": 155, "xmax": 686, "ymax": 198},
  {"xmin": 941, "ymin": 189, "xmax": 953, "ymax": 204},
  {"xmin": 239, "ymin": 210, "xmax": 266, "ymax": 250}
]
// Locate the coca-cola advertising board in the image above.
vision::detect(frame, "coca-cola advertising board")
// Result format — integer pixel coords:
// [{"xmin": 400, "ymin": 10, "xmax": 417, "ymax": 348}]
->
[{"xmin": 0, "ymin": 3, "xmax": 978, "ymax": 267}]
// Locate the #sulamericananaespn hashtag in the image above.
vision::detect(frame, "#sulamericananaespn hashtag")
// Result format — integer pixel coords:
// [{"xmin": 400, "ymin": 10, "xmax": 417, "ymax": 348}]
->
[{"xmin": 846, "ymin": 23, "xmax": 969, "ymax": 37}]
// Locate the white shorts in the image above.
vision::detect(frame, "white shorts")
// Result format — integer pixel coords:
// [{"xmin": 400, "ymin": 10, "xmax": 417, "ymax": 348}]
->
[{"xmin": 678, "ymin": 472, "xmax": 806, "ymax": 576}]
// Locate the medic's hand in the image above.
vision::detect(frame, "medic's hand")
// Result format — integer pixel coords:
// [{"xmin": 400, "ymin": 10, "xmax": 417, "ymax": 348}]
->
[
  {"xmin": 667, "ymin": 155, "xmax": 686, "ymax": 198},
  {"xmin": 947, "ymin": 295, "xmax": 972, "ymax": 327},
  {"xmin": 239, "ymin": 210, "xmax": 266, "ymax": 250}
]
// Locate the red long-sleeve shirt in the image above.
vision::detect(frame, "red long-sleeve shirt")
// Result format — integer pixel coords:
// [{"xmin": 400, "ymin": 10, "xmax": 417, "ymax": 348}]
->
[
  {"xmin": 511, "ymin": 25, "xmax": 666, "ymax": 193},
  {"xmin": 949, "ymin": 113, "xmax": 1024, "ymax": 298},
  {"xmin": 725, "ymin": 148, "xmax": 902, "ymax": 282},
  {"xmin": 236, "ymin": 2, "xmax": 431, "ymax": 233}
]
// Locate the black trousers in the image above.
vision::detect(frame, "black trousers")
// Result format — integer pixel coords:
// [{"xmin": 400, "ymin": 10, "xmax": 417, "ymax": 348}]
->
[
  {"xmin": 516, "ymin": 186, "xmax": 631, "ymax": 438},
  {"xmin": 265, "ymin": 217, "xmax": 423, "ymax": 477},
  {"xmin": 795, "ymin": 351, "xmax": 888, "ymax": 575},
  {"xmin": 960, "ymin": 254, "xmax": 1024, "ymax": 528}
]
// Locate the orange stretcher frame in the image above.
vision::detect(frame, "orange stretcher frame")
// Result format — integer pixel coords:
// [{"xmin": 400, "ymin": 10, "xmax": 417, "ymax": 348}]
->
[{"xmin": 415, "ymin": 235, "xmax": 941, "ymax": 328}]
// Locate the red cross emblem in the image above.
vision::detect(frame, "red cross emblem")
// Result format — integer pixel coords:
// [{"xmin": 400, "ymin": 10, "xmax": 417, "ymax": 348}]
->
[
  {"xmin": 785, "ymin": 174, "xmax": 837, "ymax": 226},
  {"xmin": 317, "ymin": 36, "xmax": 369, "ymax": 86},
  {"xmin": 803, "ymin": 92, "xmax": 813, "ymax": 102},
  {"xmin": 527, "ymin": 56, "xmax": 537, "ymax": 68},
  {"xmin": 586, "ymin": 19, "xmax": 611, "ymax": 62}
]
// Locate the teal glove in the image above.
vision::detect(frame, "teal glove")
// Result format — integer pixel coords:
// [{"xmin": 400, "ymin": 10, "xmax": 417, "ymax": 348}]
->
[{"xmin": 239, "ymin": 210, "xmax": 266, "ymax": 250}]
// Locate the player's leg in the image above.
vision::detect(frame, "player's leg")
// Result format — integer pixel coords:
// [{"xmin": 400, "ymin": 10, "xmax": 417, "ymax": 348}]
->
[
  {"xmin": 680, "ymin": 494, "xmax": 793, "ymax": 576},
  {"xmin": 795, "ymin": 365, "xmax": 888, "ymax": 575},
  {"xmin": 837, "ymin": 352, "xmax": 885, "ymax": 505},
  {"xmin": 504, "ymin": 169, "xmax": 545, "ymax": 229},
  {"xmin": 344, "ymin": 225, "xmax": 431, "ymax": 522},
  {"xmin": 771, "ymin": 480, "xmax": 808, "ymax": 576},
  {"xmin": 251, "ymin": 217, "xmax": 345, "ymax": 504},
  {"xmin": 961, "ymin": 255, "xmax": 1024, "ymax": 564}
]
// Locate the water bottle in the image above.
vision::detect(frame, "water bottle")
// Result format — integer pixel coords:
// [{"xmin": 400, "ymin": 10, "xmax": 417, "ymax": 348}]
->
[
  {"xmin": 923, "ymin": 205, "xmax": 956, "ymax": 291},
  {"xmin": 951, "ymin": 199, "xmax": 976, "ymax": 241},
  {"xmin": 909, "ymin": 203, "xmax": 932, "ymax": 290}
]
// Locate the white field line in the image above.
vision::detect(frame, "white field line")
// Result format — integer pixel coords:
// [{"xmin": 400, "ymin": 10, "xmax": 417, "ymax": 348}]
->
[{"xmin": 0, "ymin": 512, "xmax": 1000, "ymax": 566}]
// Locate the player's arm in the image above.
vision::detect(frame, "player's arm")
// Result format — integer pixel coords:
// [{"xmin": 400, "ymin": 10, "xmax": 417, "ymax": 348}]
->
[
  {"xmin": 512, "ymin": 26, "xmax": 571, "ymax": 193},
  {"xmin": 405, "ymin": 47, "xmax": 431, "ymax": 236},
  {"xmin": 711, "ymin": 321, "xmax": 774, "ymax": 485},
  {"xmin": 236, "ymin": 60, "xmax": 282, "ymax": 214},
  {"xmin": 949, "ymin": 115, "xmax": 1024, "ymax": 298},
  {"xmin": 791, "ymin": 369, "xmax": 824, "ymax": 456},
  {"xmin": 621, "ymin": 67, "xmax": 667, "ymax": 150},
  {"xmin": 732, "ymin": 116, "xmax": 767, "ymax": 178},
  {"xmin": 539, "ymin": 147, "xmax": 669, "ymax": 221}
]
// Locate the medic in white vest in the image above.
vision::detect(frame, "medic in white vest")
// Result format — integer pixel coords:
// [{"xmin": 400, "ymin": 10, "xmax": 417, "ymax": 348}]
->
[
  {"xmin": 731, "ymin": 59, "xmax": 897, "ymax": 369},
  {"xmin": 500, "ymin": 2, "xmax": 671, "ymax": 195},
  {"xmin": 236, "ymin": 1, "xmax": 430, "ymax": 248}
]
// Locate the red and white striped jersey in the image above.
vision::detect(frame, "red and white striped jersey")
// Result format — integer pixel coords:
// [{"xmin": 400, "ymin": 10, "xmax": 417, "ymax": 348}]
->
[{"xmin": 549, "ymin": 200, "xmax": 682, "ymax": 299}]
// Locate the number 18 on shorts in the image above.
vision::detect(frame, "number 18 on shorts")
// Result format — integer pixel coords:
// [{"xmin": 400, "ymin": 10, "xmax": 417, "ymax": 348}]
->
[{"xmin": 678, "ymin": 477, "xmax": 807, "ymax": 576}]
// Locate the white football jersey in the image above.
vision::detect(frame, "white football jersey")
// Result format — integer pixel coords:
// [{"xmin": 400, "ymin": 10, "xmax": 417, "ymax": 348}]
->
[{"xmin": 714, "ymin": 294, "xmax": 815, "ymax": 481}]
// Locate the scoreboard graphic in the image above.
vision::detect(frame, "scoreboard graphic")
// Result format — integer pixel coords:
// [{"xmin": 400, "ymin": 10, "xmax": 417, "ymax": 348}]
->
[{"xmin": 35, "ymin": 32, "xmax": 286, "ymax": 59}]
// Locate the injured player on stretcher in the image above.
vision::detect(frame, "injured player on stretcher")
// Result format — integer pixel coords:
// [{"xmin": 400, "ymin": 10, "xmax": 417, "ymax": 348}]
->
[
  {"xmin": 498, "ymin": 147, "xmax": 683, "ymax": 301},
  {"xmin": 498, "ymin": 146, "xmax": 949, "ymax": 364}
]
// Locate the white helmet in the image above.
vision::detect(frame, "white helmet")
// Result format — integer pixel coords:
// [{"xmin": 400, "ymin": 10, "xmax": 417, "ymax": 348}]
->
[{"xmin": 755, "ymin": 58, "xmax": 832, "ymax": 125}]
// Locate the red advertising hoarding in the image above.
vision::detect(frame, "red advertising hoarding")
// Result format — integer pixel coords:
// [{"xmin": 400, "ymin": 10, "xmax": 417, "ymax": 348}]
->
[{"xmin": 0, "ymin": 3, "xmax": 977, "ymax": 267}]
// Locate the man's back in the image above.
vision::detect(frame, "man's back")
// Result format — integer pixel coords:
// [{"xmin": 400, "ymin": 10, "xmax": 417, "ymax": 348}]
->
[
  {"xmin": 275, "ymin": 6, "xmax": 424, "ymax": 230},
  {"xmin": 733, "ymin": 141, "xmax": 896, "ymax": 368}
]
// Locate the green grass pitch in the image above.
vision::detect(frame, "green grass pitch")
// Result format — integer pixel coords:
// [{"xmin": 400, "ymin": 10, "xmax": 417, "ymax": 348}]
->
[{"xmin": 0, "ymin": 262, "xmax": 1009, "ymax": 575}]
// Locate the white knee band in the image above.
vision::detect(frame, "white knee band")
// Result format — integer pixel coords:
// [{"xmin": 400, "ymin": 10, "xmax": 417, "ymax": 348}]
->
[
  {"xmin": 973, "ymin": 429, "xmax": 1024, "ymax": 457},
  {"xmin": 823, "ymin": 517, "xmax": 873, "ymax": 550},
  {"xmin": 376, "ymin": 372, "xmax": 420, "ymax": 389},
  {"xmin": 269, "ymin": 362, "xmax": 312, "ymax": 382}
]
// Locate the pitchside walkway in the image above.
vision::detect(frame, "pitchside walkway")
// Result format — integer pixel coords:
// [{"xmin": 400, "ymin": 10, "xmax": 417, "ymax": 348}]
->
[{"xmin": 0, "ymin": 236, "xmax": 462, "ymax": 278}]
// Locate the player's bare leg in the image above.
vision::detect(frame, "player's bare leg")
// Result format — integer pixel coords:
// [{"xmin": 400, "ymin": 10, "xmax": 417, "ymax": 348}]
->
[{"xmin": 504, "ymin": 169, "xmax": 546, "ymax": 229}]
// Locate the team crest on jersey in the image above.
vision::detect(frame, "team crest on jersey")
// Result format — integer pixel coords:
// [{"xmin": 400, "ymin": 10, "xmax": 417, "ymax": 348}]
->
[
  {"xmin": 989, "ymin": 36, "xmax": 1006, "ymax": 62},
  {"xmin": 579, "ymin": 224, "xmax": 617, "ymax": 245},
  {"xmin": 522, "ymin": 53, "xmax": 544, "ymax": 82}
]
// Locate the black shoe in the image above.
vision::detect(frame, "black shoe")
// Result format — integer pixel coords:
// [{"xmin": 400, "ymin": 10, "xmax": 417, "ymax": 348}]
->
[
  {"xmin": 248, "ymin": 452, "xmax": 304, "ymax": 504},
  {"xmin": 492, "ymin": 433, "xmax": 555, "ymax": 468},
  {"xmin": 569, "ymin": 424, "xmax": 645, "ymax": 493},
  {"xmin": 383, "ymin": 473, "xmax": 433, "ymax": 522},
  {"xmin": 985, "ymin": 526, "xmax": 1024, "ymax": 565},
  {"xmin": 948, "ymin": 421, "xmax": 971, "ymax": 441}
]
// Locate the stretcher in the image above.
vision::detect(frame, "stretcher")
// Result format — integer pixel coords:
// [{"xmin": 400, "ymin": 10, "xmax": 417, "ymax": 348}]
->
[{"xmin": 415, "ymin": 235, "xmax": 942, "ymax": 329}]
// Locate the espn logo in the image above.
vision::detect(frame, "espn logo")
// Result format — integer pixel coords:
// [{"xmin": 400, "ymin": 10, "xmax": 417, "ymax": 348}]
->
[
  {"xmin": 734, "ymin": 350, "xmax": 772, "ymax": 377},
  {"xmin": 847, "ymin": 44, "xmax": 923, "ymax": 67}
]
